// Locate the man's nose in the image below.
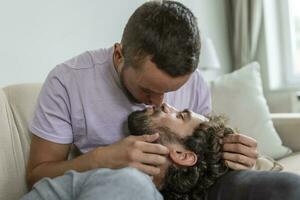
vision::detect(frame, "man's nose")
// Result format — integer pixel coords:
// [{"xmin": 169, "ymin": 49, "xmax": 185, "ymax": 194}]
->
[
  {"xmin": 148, "ymin": 94, "xmax": 164, "ymax": 107},
  {"xmin": 161, "ymin": 103, "xmax": 177, "ymax": 113}
]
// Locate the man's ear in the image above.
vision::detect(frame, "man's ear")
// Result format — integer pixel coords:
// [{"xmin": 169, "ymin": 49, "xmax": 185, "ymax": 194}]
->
[
  {"xmin": 113, "ymin": 43, "xmax": 124, "ymax": 70},
  {"xmin": 169, "ymin": 149, "xmax": 197, "ymax": 166}
]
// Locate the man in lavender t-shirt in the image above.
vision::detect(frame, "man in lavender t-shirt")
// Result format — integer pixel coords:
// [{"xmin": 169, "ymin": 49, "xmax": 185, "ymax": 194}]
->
[
  {"xmin": 30, "ymin": 46, "xmax": 211, "ymax": 154},
  {"xmin": 24, "ymin": 1, "xmax": 258, "ymax": 199}
]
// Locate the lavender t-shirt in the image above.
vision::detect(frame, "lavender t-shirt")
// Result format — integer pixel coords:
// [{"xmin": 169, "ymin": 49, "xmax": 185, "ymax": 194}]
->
[{"xmin": 30, "ymin": 47, "xmax": 211, "ymax": 153}]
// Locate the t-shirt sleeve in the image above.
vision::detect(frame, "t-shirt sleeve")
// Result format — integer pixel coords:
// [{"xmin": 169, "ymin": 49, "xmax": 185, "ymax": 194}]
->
[
  {"xmin": 194, "ymin": 71, "xmax": 212, "ymax": 115},
  {"xmin": 29, "ymin": 66, "xmax": 73, "ymax": 144}
]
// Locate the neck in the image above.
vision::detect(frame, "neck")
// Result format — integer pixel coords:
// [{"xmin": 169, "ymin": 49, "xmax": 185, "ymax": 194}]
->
[{"xmin": 152, "ymin": 162, "xmax": 170, "ymax": 190}]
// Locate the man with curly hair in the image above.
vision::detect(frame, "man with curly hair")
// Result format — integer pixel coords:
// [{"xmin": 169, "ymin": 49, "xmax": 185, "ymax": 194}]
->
[
  {"xmin": 128, "ymin": 103, "xmax": 232, "ymax": 200},
  {"xmin": 128, "ymin": 103, "xmax": 300, "ymax": 200}
]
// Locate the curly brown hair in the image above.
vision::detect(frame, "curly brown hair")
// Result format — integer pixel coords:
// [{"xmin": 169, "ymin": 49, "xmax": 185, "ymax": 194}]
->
[
  {"xmin": 127, "ymin": 111, "xmax": 234, "ymax": 199},
  {"xmin": 160, "ymin": 115, "xmax": 234, "ymax": 200}
]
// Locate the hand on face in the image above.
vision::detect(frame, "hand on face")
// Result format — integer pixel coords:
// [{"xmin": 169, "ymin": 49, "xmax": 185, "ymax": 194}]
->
[
  {"xmin": 222, "ymin": 133, "xmax": 258, "ymax": 170},
  {"xmin": 104, "ymin": 133, "xmax": 170, "ymax": 176}
]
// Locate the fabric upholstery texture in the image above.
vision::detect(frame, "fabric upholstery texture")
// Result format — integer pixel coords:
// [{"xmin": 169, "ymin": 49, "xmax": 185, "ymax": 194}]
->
[
  {"xmin": 0, "ymin": 88, "xmax": 27, "ymax": 200},
  {"xmin": 278, "ymin": 152, "xmax": 300, "ymax": 176}
]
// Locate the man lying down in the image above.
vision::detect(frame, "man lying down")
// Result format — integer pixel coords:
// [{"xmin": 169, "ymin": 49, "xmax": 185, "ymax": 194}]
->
[
  {"xmin": 127, "ymin": 103, "xmax": 232, "ymax": 199},
  {"xmin": 22, "ymin": 104, "xmax": 300, "ymax": 200}
]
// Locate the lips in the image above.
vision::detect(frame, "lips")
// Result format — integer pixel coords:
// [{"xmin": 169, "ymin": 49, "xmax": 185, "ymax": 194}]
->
[{"xmin": 145, "ymin": 106, "xmax": 154, "ymax": 114}]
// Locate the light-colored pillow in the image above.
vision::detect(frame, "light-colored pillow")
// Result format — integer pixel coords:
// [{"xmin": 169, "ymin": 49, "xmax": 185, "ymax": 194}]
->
[{"xmin": 210, "ymin": 62, "xmax": 291, "ymax": 159}]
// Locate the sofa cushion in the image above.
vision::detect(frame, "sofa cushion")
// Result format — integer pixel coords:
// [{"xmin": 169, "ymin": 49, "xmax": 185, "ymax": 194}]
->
[
  {"xmin": 0, "ymin": 88, "xmax": 27, "ymax": 200},
  {"xmin": 210, "ymin": 62, "xmax": 291, "ymax": 159},
  {"xmin": 3, "ymin": 83, "xmax": 42, "ymax": 163},
  {"xmin": 278, "ymin": 152, "xmax": 300, "ymax": 176}
]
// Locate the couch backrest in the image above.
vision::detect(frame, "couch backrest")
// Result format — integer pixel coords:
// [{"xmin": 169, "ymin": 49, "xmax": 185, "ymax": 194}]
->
[
  {"xmin": 3, "ymin": 84, "xmax": 42, "ymax": 163},
  {"xmin": 0, "ymin": 83, "xmax": 42, "ymax": 200}
]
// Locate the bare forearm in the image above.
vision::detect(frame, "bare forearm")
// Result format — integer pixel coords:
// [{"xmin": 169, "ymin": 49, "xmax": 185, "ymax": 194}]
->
[
  {"xmin": 27, "ymin": 147, "xmax": 104, "ymax": 188},
  {"xmin": 27, "ymin": 134, "xmax": 168, "ymax": 189}
]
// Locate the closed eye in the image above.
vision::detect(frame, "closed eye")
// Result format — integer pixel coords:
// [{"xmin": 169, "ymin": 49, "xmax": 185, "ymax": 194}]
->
[
  {"xmin": 182, "ymin": 109, "xmax": 191, "ymax": 121},
  {"xmin": 176, "ymin": 113, "xmax": 184, "ymax": 120}
]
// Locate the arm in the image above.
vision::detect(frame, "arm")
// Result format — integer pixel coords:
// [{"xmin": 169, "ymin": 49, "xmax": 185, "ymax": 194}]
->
[
  {"xmin": 26, "ymin": 133, "xmax": 169, "ymax": 188},
  {"xmin": 26, "ymin": 135, "xmax": 96, "ymax": 188}
]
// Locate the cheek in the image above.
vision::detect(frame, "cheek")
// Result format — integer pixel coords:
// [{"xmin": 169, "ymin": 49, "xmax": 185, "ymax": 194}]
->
[
  {"xmin": 136, "ymin": 91, "xmax": 148, "ymax": 101},
  {"xmin": 125, "ymin": 78, "xmax": 143, "ymax": 98},
  {"xmin": 157, "ymin": 117, "xmax": 182, "ymax": 129}
]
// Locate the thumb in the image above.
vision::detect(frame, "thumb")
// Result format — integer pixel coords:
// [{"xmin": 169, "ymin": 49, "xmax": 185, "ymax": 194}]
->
[{"xmin": 137, "ymin": 133, "xmax": 160, "ymax": 142}]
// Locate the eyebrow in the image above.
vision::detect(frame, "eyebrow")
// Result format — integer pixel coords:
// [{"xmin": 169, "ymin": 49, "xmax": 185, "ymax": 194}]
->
[{"xmin": 182, "ymin": 109, "xmax": 191, "ymax": 121}]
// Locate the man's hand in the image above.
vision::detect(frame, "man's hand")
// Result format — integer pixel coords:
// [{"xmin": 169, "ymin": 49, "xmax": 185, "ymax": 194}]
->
[
  {"xmin": 92, "ymin": 133, "xmax": 169, "ymax": 176},
  {"xmin": 222, "ymin": 134, "xmax": 258, "ymax": 170}
]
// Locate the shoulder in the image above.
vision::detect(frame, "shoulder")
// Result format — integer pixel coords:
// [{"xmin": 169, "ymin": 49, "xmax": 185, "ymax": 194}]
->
[
  {"xmin": 47, "ymin": 47, "xmax": 113, "ymax": 83},
  {"xmin": 184, "ymin": 69, "xmax": 208, "ymax": 90},
  {"xmin": 61, "ymin": 46, "xmax": 113, "ymax": 70},
  {"xmin": 191, "ymin": 69, "xmax": 206, "ymax": 82}
]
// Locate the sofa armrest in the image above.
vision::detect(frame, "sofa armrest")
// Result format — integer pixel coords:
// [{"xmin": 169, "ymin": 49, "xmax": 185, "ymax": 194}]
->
[{"xmin": 271, "ymin": 113, "xmax": 300, "ymax": 152}]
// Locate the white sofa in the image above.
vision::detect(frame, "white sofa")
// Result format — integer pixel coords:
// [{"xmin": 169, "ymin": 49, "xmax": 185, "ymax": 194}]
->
[{"xmin": 1, "ymin": 83, "xmax": 300, "ymax": 200}]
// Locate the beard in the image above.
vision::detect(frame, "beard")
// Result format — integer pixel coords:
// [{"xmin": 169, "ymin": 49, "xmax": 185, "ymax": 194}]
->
[
  {"xmin": 127, "ymin": 109, "xmax": 155, "ymax": 136},
  {"xmin": 127, "ymin": 109, "xmax": 184, "ymax": 145}
]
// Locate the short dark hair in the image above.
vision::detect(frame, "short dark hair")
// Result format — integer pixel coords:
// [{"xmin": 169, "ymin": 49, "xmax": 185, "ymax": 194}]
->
[{"xmin": 121, "ymin": 0, "xmax": 201, "ymax": 77}]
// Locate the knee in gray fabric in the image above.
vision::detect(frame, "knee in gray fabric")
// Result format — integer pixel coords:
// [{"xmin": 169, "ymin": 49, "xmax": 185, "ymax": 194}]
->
[{"xmin": 273, "ymin": 172, "xmax": 300, "ymax": 199}]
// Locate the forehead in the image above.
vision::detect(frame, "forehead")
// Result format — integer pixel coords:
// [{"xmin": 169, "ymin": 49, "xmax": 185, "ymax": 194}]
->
[
  {"xmin": 191, "ymin": 112, "xmax": 209, "ymax": 123},
  {"xmin": 137, "ymin": 57, "xmax": 190, "ymax": 93}
]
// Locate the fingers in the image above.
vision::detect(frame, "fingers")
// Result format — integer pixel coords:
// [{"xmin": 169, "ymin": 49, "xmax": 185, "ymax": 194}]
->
[
  {"xmin": 223, "ymin": 134, "xmax": 257, "ymax": 148},
  {"xmin": 137, "ymin": 140, "xmax": 169, "ymax": 155},
  {"xmin": 126, "ymin": 134, "xmax": 169, "ymax": 166},
  {"xmin": 132, "ymin": 134, "xmax": 169, "ymax": 155},
  {"xmin": 224, "ymin": 160, "xmax": 249, "ymax": 170},
  {"xmin": 223, "ymin": 143, "xmax": 259, "ymax": 159},
  {"xmin": 132, "ymin": 140, "xmax": 169, "ymax": 165},
  {"xmin": 130, "ymin": 162, "xmax": 161, "ymax": 176},
  {"xmin": 136, "ymin": 152, "xmax": 167, "ymax": 166},
  {"xmin": 222, "ymin": 152, "xmax": 256, "ymax": 168},
  {"xmin": 222, "ymin": 134, "xmax": 258, "ymax": 170}
]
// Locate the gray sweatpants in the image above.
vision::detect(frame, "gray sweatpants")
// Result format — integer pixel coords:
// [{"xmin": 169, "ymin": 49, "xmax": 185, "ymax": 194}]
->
[
  {"xmin": 207, "ymin": 170, "xmax": 300, "ymax": 200},
  {"xmin": 22, "ymin": 168, "xmax": 300, "ymax": 200},
  {"xmin": 21, "ymin": 167, "xmax": 163, "ymax": 200}
]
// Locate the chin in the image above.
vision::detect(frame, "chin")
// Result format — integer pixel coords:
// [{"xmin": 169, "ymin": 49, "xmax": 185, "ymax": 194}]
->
[{"xmin": 127, "ymin": 109, "xmax": 154, "ymax": 136}]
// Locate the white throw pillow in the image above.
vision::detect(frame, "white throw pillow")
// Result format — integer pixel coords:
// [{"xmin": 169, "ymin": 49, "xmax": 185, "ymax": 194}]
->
[{"xmin": 210, "ymin": 62, "xmax": 291, "ymax": 159}]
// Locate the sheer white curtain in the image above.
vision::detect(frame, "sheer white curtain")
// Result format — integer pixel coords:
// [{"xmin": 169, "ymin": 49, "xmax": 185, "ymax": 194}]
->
[{"xmin": 227, "ymin": 0, "xmax": 263, "ymax": 70}]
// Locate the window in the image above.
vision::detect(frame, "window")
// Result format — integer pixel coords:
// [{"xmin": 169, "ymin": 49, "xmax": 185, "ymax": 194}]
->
[
  {"xmin": 257, "ymin": 0, "xmax": 300, "ymax": 89},
  {"xmin": 290, "ymin": 0, "xmax": 300, "ymax": 75},
  {"xmin": 284, "ymin": 0, "xmax": 300, "ymax": 86}
]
